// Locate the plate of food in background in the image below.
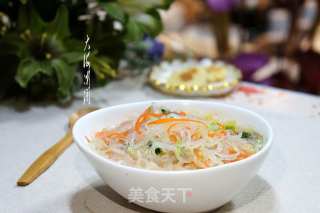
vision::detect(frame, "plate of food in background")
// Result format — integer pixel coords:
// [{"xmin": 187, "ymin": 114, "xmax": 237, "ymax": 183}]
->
[{"xmin": 149, "ymin": 59, "xmax": 242, "ymax": 97}]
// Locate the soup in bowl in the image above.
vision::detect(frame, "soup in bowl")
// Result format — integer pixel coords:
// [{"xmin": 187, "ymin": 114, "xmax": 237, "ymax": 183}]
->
[{"xmin": 73, "ymin": 100, "xmax": 273, "ymax": 213}]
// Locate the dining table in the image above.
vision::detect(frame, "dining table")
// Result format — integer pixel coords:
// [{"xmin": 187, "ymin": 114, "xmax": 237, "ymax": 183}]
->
[{"xmin": 1, "ymin": 75, "xmax": 320, "ymax": 213}]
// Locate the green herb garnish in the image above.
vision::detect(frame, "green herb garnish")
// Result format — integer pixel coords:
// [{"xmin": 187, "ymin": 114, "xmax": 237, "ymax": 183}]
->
[
  {"xmin": 208, "ymin": 122, "xmax": 219, "ymax": 131},
  {"xmin": 127, "ymin": 146, "xmax": 136, "ymax": 158},
  {"xmin": 147, "ymin": 140, "xmax": 153, "ymax": 148},
  {"xmin": 155, "ymin": 147, "xmax": 162, "ymax": 155},
  {"xmin": 161, "ymin": 108, "xmax": 169, "ymax": 114},
  {"xmin": 241, "ymin": 131, "xmax": 251, "ymax": 139},
  {"xmin": 225, "ymin": 121, "xmax": 237, "ymax": 132},
  {"xmin": 175, "ymin": 144, "xmax": 182, "ymax": 158}
]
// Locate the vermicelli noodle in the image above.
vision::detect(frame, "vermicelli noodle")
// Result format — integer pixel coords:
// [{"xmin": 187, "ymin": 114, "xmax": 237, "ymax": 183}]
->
[{"xmin": 88, "ymin": 105, "xmax": 264, "ymax": 170}]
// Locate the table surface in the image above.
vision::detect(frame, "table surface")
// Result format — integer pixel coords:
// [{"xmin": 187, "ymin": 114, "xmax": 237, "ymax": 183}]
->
[{"xmin": 1, "ymin": 76, "xmax": 320, "ymax": 213}]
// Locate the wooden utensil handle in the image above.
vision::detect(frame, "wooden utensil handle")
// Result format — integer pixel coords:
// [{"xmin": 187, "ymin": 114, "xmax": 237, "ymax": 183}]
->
[{"xmin": 17, "ymin": 131, "xmax": 73, "ymax": 186}]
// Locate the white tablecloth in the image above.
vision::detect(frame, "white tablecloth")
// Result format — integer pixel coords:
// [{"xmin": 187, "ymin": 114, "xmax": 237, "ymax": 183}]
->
[{"xmin": 1, "ymin": 77, "xmax": 320, "ymax": 213}]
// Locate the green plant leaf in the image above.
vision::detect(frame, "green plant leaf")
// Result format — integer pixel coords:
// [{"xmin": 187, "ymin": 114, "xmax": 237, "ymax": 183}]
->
[
  {"xmin": 0, "ymin": 34, "xmax": 26, "ymax": 57},
  {"xmin": 51, "ymin": 58, "xmax": 75, "ymax": 99},
  {"xmin": 61, "ymin": 51, "xmax": 83, "ymax": 64},
  {"xmin": 102, "ymin": 2, "xmax": 125, "ymax": 22},
  {"xmin": 48, "ymin": 5, "xmax": 71, "ymax": 38},
  {"xmin": 15, "ymin": 58, "xmax": 53, "ymax": 88},
  {"xmin": 17, "ymin": 6, "xmax": 29, "ymax": 31},
  {"xmin": 132, "ymin": 10, "xmax": 162, "ymax": 37},
  {"xmin": 117, "ymin": 0, "xmax": 168, "ymax": 15},
  {"xmin": 30, "ymin": 9, "xmax": 46, "ymax": 33},
  {"xmin": 124, "ymin": 17, "xmax": 143, "ymax": 42},
  {"xmin": 20, "ymin": 0, "xmax": 28, "ymax": 4},
  {"xmin": 17, "ymin": 6, "xmax": 46, "ymax": 33},
  {"xmin": 90, "ymin": 55, "xmax": 116, "ymax": 80},
  {"xmin": 64, "ymin": 39, "xmax": 83, "ymax": 52}
]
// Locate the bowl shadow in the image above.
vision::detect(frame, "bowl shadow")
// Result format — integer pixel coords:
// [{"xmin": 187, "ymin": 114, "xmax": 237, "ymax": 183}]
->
[
  {"xmin": 213, "ymin": 175, "xmax": 277, "ymax": 213},
  {"xmin": 70, "ymin": 175, "xmax": 277, "ymax": 213},
  {"xmin": 70, "ymin": 181, "xmax": 155, "ymax": 213}
]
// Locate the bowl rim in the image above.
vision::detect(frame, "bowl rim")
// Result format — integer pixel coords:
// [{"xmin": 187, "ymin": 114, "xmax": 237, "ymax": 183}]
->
[{"xmin": 73, "ymin": 100, "xmax": 273, "ymax": 175}]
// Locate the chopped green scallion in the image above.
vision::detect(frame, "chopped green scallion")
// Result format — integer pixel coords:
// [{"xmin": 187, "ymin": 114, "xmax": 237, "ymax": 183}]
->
[
  {"xmin": 241, "ymin": 131, "xmax": 251, "ymax": 139},
  {"xmin": 155, "ymin": 147, "xmax": 162, "ymax": 155}
]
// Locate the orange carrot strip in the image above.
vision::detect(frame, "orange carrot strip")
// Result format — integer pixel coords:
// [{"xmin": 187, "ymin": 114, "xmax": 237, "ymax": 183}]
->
[
  {"xmin": 148, "ymin": 118, "xmax": 207, "ymax": 126},
  {"xmin": 191, "ymin": 130, "xmax": 202, "ymax": 141},
  {"xmin": 134, "ymin": 107, "xmax": 162, "ymax": 134},
  {"xmin": 194, "ymin": 148, "xmax": 203, "ymax": 160},
  {"xmin": 169, "ymin": 134, "xmax": 179, "ymax": 143},
  {"xmin": 183, "ymin": 162, "xmax": 196, "ymax": 169},
  {"xmin": 237, "ymin": 150, "xmax": 252, "ymax": 160},
  {"xmin": 204, "ymin": 159, "xmax": 212, "ymax": 167},
  {"xmin": 223, "ymin": 150, "xmax": 252, "ymax": 163},
  {"xmin": 167, "ymin": 123, "xmax": 179, "ymax": 134},
  {"xmin": 166, "ymin": 123, "xmax": 182, "ymax": 143},
  {"xmin": 208, "ymin": 130, "xmax": 226, "ymax": 138},
  {"xmin": 96, "ymin": 130, "xmax": 129, "ymax": 140},
  {"xmin": 177, "ymin": 111, "xmax": 186, "ymax": 116},
  {"xmin": 193, "ymin": 149, "xmax": 210, "ymax": 168},
  {"xmin": 134, "ymin": 107, "xmax": 152, "ymax": 134},
  {"xmin": 227, "ymin": 146, "xmax": 237, "ymax": 154}
]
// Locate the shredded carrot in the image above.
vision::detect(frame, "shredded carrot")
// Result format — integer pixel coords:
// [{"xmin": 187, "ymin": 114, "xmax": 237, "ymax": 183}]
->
[
  {"xmin": 168, "ymin": 122, "xmax": 203, "ymax": 142},
  {"xmin": 148, "ymin": 118, "xmax": 207, "ymax": 126},
  {"xmin": 208, "ymin": 131, "xmax": 215, "ymax": 137},
  {"xmin": 177, "ymin": 111, "xmax": 186, "ymax": 116},
  {"xmin": 227, "ymin": 146, "xmax": 237, "ymax": 154},
  {"xmin": 104, "ymin": 148, "xmax": 112, "ymax": 157},
  {"xmin": 167, "ymin": 123, "xmax": 179, "ymax": 134},
  {"xmin": 169, "ymin": 134, "xmax": 179, "ymax": 143},
  {"xmin": 237, "ymin": 150, "xmax": 252, "ymax": 160},
  {"xmin": 223, "ymin": 149, "xmax": 252, "ymax": 163},
  {"xmin": 134, "ymin": 107, "xmax": 162, "ymax": 134},
  {"xmin": 218, "ymin": 122, "xmax": 225, "ymax": 129},
  {"xmin": 193, "ymin": 149, "xmax": 210, "ymax": 168},
  {"xmin": 208, "ymin": 130, "xmax": 226, "ymax": 138},
  {"xmin": 147, "ymin": 113, "xmax": 164, "ymax": 117},
  {"xmin": 183, "ymin": 162, "xmax": 196, "ymax": 169},
  {"xmin": 95, "ymin": 130, "xmax": 129, "ymax": 141},
  {"xmin": 194, "ymin": 148, "xmax": 203, "ymax": 160},
  {"xmin": 204, "ymin": 159, "xmax": 212, "ymax": 167},
  {"xmin": 134, "ymin": 107, "xmax": 152, "ymax": 134},
  {"xmin": 191, "ymin": 131, "xmax": 202, "ymax": 141},
  {"xmin": 166, "ymin": 123, "xmax": 181, "ymax": 143}
]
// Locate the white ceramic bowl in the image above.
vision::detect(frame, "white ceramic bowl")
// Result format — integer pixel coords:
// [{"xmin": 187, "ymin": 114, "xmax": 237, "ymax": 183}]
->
[{"xmin": 73, "ymin": 100, "xmax": 273, "ymax": 213}]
